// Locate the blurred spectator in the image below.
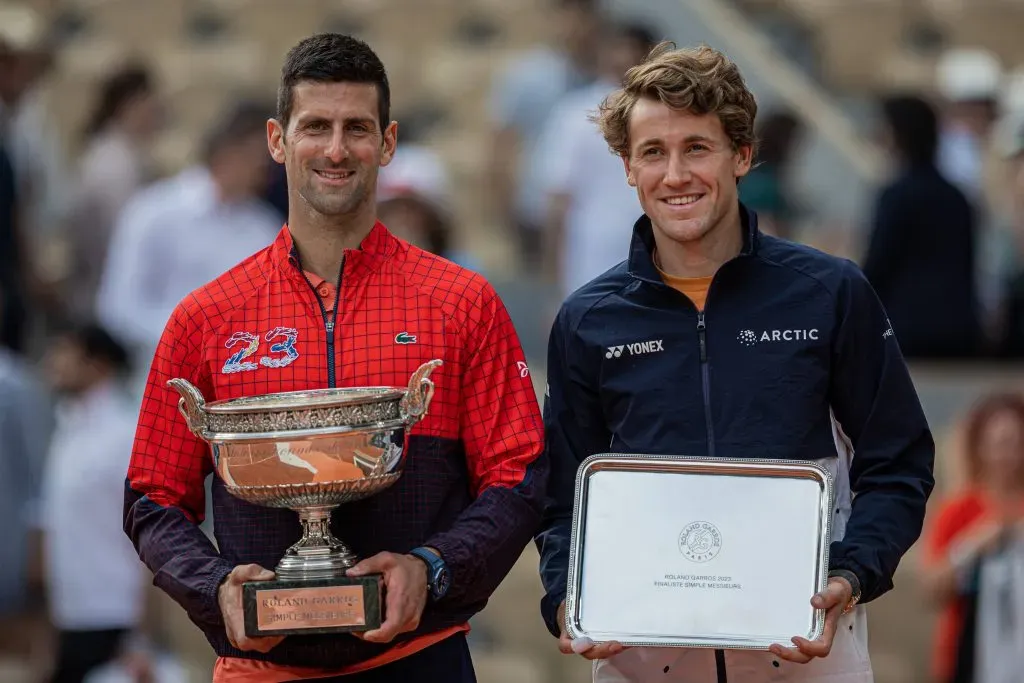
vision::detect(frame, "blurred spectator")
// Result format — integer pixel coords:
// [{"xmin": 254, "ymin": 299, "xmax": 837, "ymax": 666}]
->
[
  {"xmin": 921, "ymin": 392, "xmax": 1024, "ymax": 683},
  {"xmin": 995, "ymin": 124, "xmax": 1024, "ymax": 357},
  {"xmin": 487, "ymin": 0, "xmax": 599, "ymax": 271},
  {"xmin": 0, "ymin": 113, "xmax": 24, "ymax": 353},
  {"xmin": 935, "ymin": 48, "xmax": 1002, "ymax": 206},
  {"xmin": 63, "ymin": 64, "xmax": 163, "ymax": 316},
  {"xmin": 862, "ymin": 94, "xmax": 980, "ymax": 360},
  {"xmin": 739, "ymin": 110, "xmax": 805, "ymax": 240},
  {"xmin": 536, "ymin": 20, "xmax": 656, "ymax": 297},
  {"xmin": 0, "ymin": 5, "xmax": 71, "ymax": 300},
  {"xmin": 39, "ymin": 323, "xmax": 152, "ymax": 683},
  {"xmin": 0, "ymin": 286, "xmax": 53, "ymax": 635},
  {"xmin": 379, "ymin": 138, "xmax": 479, "ymax": 270},
  {"xmin": 95, "ymin": 101, "xmax": 281, "ymax": 377},
  {"xmin": 0, "ymin": 3, "xmax": 55, "ymax": 353}
]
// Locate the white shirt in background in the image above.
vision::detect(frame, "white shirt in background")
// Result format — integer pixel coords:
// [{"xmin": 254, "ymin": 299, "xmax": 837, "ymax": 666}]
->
[
  {"xmin": 539, "ymin": 80, "xmax": 643, "ymax": 297},
  {"xmin": 95, "ymin": 166, "xmax": 281, "ymax": 369},
  {"xmin": 41, "ymin": 381, "xmax": 144, "ymax": 630}
]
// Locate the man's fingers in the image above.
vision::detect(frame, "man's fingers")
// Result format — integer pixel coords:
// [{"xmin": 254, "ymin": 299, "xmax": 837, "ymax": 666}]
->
[
  {"xmin": 558, "ymin": 634, "xmax": 574, "ymax": 655},
  {"xmin": 580, "ymin": 640, "xmax": 626, "ymax": 660},
  {"xmin": 769, "ymin": 643, "xmax": 812, "ymax": 664},
  {"xmin": 231, "ymin": 563, "xmax": 275, "ymax": 583},
  {"xmin": 346, "ymin": 552, "xmax": 393, "ymax": 577},
  {"xmin": 791, "ymin": 635, "xmax": 831, "ymax": 659}
]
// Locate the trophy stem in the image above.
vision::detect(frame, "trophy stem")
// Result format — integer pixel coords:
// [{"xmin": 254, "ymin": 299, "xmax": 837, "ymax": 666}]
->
[{"xmin": 275, "ymin": 506, "xmax": 359, "ymax": 581}]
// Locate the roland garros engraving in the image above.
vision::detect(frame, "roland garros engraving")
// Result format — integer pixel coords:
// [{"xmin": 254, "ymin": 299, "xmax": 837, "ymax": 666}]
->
[{"xmin": 679, "ymin": 521, "xmax": 722, "ymax": 563}]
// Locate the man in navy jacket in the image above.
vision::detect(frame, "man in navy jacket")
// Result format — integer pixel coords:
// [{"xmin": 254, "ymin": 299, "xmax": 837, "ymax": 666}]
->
[{"xmin": 535, "ymin": 42, "xmax": 935, "ymax": 682}]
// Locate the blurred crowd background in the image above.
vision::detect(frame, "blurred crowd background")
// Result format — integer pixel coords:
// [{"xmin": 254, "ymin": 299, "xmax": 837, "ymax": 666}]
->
[{"xmin": 2, "ymin": 0, "xmax": 1024, "ymax": 681}]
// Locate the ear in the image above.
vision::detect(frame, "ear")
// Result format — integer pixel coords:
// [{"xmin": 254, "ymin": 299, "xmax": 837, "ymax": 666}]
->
[
  {"xmin": 734, "ymin": 144, "xmax": 753, "ymax": 179},
  {"xmin": 622, "ymin": 154, "xmax": 636, "ymax": 186},
  {"xmin": 267, "ymin": 118, "xmax": 286, "ymax": 164},
  {"xmin": 380, "ymin": 120, "xmax": 398, "ymax": 167}
]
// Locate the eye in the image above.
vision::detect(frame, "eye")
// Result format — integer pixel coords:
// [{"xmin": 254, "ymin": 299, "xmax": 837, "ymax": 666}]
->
[
  {"xmin": 688, "ymin": 143, "xmax": 710, "ymax": 153},
  {"xmin": 641, "ymin": 147, "xmax": 662, "ymax": 157},
  {"xmin": 305, "ymin": 121, "xmax": 329, "ymax": 132}
]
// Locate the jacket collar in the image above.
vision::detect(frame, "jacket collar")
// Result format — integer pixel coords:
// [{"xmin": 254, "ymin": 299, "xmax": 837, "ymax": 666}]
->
[
  {"xmin": 269, "ymin": 220, "xmax": 399, "ymax": 282},
  {"xmin": 627, "ymin": 202, "xmax": 760, "ymax": 284}
]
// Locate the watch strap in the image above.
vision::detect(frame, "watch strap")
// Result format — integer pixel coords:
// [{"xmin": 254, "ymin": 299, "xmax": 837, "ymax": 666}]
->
[{"xmin": 828, "ymin": 568, "xmax": 862, "ymax": 613}]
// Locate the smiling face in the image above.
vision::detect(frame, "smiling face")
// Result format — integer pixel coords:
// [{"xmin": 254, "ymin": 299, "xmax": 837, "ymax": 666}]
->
[
  {"xmin": 623, "ymin": 98, "xmax": 752, "ymax": 246},
  {"xmin": 268, "ymin": 81, "xmax": 396, "ymax": 219}
]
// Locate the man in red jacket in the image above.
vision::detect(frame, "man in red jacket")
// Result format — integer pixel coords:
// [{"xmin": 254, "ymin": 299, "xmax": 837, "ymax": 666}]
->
[{"xmin": 123, "ymin": 33, "xmax": 547, "ymax": 682}]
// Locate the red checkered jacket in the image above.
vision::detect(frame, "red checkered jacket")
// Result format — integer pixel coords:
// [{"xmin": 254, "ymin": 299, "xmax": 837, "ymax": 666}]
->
[{"xmin": 124, "ymin": 222, "xmax": 547, "ymax": 668}]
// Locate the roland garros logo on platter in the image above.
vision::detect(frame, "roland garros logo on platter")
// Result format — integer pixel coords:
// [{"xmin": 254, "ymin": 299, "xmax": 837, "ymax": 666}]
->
[{"xmin": 679, "ymin": 521, "xmax": 722, "ymax": 562}]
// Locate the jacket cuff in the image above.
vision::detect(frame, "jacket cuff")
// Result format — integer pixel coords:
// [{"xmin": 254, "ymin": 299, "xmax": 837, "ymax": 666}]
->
[
  {"xmin": 827, "ymin": 554, "xmax": 875, "ymax": 603},
  {"xmin": 541, "ymin": 589, "xmax": 566, "ymax": 638},
  {"xmin": 199, "ymin": 561, "xmax": 235, "ymax": 627}
]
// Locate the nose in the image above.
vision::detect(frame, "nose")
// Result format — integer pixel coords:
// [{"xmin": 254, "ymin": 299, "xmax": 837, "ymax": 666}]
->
[
  {"xmin": 323, "ymin": 129, "xmax": 348, "ymax": 165},
  {"xmin": 663, "ymin": 151, "xmax": 691, "ymax": 187}
]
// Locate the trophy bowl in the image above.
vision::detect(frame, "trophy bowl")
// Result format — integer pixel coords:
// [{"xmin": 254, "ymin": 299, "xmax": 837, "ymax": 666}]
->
[{"xmin": 167, "ymin": 359, "xmax": 443, "ymax": 636}]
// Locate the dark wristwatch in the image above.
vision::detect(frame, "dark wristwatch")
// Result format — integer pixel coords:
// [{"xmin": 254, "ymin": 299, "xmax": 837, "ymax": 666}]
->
[
  {"xmin": 409, "ymin": 547, "xmax": 451, "ymax": 601},
  {"xmin": 828, "ymin": 568, "xmax": 862, "ymax": 613}
]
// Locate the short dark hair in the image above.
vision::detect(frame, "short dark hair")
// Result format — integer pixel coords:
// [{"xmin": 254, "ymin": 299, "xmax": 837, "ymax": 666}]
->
[
  {"xmin": 880, "ymin": 94, "xmax": 938, "ymax": 166},
  {"xmin": 277, "ymin": 33, "xmax": 390, "ymax": 129},
  {"xmin": 201, "ymin": 99, "xmax": 272, "ymax": 165},
  {"xmin": 82, "ymin": 63, "xmax": 152, "ymax": 141},
  {"xmin": 63, "ymin": 322, "xmax": 131, "ymax": 375}
]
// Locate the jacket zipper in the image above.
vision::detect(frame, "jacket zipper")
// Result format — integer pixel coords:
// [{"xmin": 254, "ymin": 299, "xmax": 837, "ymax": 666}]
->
[
  {"xmin": 300, "ymin": 259, "xmax": 344, "ymax": 388},
  {"xmin": 696, "ymin": 310, "xmax": 715, "ymax": 458},
  {"xmin": 698, "ymin": 308, "xmax": 725, "ymax": 682}
]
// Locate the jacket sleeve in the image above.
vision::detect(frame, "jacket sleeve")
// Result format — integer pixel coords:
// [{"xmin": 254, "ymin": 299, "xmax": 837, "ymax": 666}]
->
[
  {"xmin": 123, "ymin": 300, "xmax": 234, "ymax": 627},
  {"xmin": 423, "ymin": 281, "xmax": 548, "ymax": 610},
  {"xmin": 534, "ymin": 306, "xmax": 612, "ymax": 637},
  {"xmin": 827, "ymin": 260, "xmax": 935, "ymax": 603}
]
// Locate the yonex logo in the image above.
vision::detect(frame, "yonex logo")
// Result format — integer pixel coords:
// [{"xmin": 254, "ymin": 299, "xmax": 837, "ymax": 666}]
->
[
  {"xmin": 605, "ymin": 340, "xmax": 664, "ymax": 359},
  {"xmin": 737, "ymin": 329, "xmax": 819, "ymax": 346}
]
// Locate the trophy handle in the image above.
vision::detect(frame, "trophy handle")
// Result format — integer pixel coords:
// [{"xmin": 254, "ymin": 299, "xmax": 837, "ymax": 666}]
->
[
  {"xmin": 166, "ymin": 378, "xmax": 209, "ymax": 436},
  {"xmin": 400, "ymin": 359, "xmax": 443, "ymax": 423}
]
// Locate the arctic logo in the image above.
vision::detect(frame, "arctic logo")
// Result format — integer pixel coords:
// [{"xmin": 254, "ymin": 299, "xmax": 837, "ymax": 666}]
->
[
  {"xmin": 738, "ymin": 329, "xmax": 819, "ymax": 347},
  {"xmin": 605, "ymin": 340, "xmax": 664, "ymax": 359}
]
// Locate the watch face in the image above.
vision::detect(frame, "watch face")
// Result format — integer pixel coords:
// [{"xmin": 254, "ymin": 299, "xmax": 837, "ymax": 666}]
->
[{"xmin": 435, "ymin": 568, "xmax": 451, "ymax": 597}]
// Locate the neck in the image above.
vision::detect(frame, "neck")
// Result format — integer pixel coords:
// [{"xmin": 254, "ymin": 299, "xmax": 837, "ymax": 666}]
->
[
  {"xmin": 288, "ymin": 197, "xmax": 377, "ymax": 281},
  {"xmin": 653, "ymin": 206, "xmax": 744, "ymax": 279}
]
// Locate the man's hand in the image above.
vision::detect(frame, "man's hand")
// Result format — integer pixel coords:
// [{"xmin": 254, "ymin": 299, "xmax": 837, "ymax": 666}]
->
[
  {"xmin": 555, "ymin": 600, "xmax": 626, "ymax": 660},
  {"xmin": 347, "ymin": 552, "xmax": 429, "ymax": 644},
  {"xmin": 218, "ymin": 564, "xmax": 285, "ymax": 653},
  {"xmin": 770, "ymin": 577, "xmax": 853, "ymax": 664}
]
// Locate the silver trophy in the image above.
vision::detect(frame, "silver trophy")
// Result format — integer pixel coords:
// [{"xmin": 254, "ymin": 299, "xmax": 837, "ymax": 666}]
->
[{"xmin": 167, "ymin": 359, "xmax": 442, "ymax": 636}]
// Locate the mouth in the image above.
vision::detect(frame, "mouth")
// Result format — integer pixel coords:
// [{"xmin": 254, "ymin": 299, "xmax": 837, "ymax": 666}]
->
[
  {"xmin": 660, "ymin": 193, "xmax": 705, "ymax": 208},
  {"xmin": 313, "ymin": 169, "xmax": 355, "ymax": 185}
]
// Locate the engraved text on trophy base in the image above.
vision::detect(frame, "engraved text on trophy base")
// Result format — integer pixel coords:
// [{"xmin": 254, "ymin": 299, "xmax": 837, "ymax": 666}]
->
[{"xmin": 254, "ymin": 585, "xmax": 366, "ymax": 631}]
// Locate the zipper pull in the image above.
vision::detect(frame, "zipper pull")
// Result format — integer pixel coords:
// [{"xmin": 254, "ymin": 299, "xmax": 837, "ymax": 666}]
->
[
  {"xmin": 325, "ymin": 321, "xmax": 334, "ymax": 334},
  {"xmin": 697, "ymin": 312, "xmax": 707, "ymax": 363}
]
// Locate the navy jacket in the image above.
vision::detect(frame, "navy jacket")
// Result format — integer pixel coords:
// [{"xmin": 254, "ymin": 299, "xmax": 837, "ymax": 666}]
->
[{"xmin": 535, "ymin": 205, "xmax": 935, "ymax": 637}]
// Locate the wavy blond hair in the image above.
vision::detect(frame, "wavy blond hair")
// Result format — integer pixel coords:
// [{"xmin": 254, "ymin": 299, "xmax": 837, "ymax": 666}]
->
[{"xmin": 594, "ymin": 42, "xmax": 758, "ymax": 158}]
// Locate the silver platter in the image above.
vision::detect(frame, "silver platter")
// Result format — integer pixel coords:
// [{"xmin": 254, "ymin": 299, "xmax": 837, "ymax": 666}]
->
[{"xmin": 565, "ymin": 453, "xmax": 834, "ymax": 650}]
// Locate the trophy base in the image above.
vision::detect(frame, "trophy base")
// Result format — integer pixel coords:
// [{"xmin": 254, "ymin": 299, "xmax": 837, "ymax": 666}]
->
[{"xmin": 243, "ymin": 574, "xmax": 382, "ymax": 637}]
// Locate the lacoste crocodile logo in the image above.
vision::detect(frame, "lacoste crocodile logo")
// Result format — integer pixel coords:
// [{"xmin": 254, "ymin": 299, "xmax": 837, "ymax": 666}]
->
[{"xmin": 395, "ymin": 332, "xmax": 418, "ymax": 344}]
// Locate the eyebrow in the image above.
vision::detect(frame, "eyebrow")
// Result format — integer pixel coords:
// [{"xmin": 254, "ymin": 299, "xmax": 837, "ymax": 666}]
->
[
  {"xmin": 296, "ymin": 114, "xmax": 378, "ymax": 128},
  {"xmin": 637, "ymin": 134, "xmax": 715, "ymax": 147}
]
